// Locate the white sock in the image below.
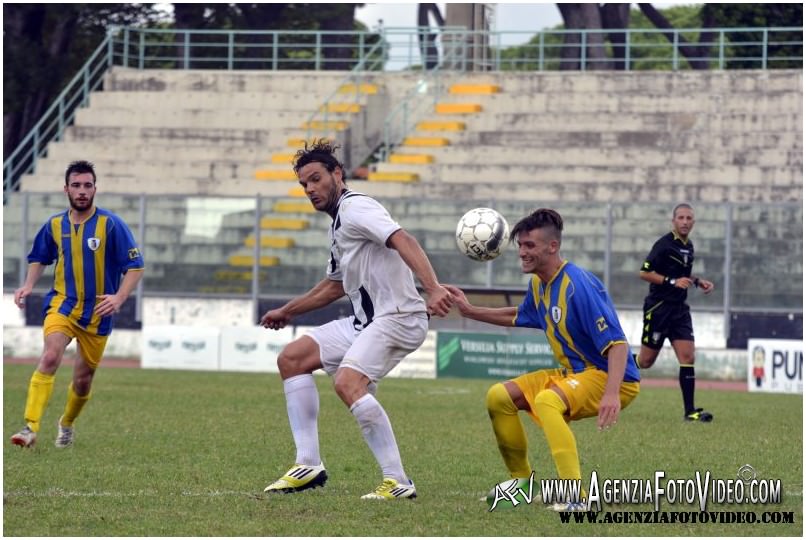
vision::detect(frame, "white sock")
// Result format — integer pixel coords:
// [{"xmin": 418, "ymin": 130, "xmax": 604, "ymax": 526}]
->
[
  {"xmin": 350, "ymin": 393, "xmax": 407, "ymax": 483},
  {"xmin": 283, "ymin": 374, "xmax": 321, "ymax": 466}
]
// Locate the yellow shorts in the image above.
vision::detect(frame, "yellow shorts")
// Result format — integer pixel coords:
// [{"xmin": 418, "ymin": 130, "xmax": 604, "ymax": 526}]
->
[
  {"xmin": 43, "ymin": 312, "xmax": 109, "ymax": 370},
  {"xmin": 512, "ymin": 367, "xmax": 640, "ymax": 426}
]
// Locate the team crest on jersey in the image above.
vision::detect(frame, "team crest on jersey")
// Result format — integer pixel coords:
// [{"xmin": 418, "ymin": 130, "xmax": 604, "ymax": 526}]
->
[
  {"xmin": 551, "ymin": 306, "xmax": 562, "ymax": 324},
  {"xmin": 87, "ymin": 237, "xmax": 101, "ymax": 251}
]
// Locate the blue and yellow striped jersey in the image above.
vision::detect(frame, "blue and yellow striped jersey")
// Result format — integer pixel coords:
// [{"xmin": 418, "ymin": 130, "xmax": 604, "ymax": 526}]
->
[
  {"xmin": 513, "ymin": 261, "xmax": 640, "ymax": 382},
  {"xmin": 27, "ymin": 206, "xmax": 144, "ymax": 336}
]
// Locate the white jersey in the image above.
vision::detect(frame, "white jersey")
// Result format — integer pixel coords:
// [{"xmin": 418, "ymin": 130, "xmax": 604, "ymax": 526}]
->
[{"xmin": 326, "ymin": 190, "xmax": 426, "ymax": 330}]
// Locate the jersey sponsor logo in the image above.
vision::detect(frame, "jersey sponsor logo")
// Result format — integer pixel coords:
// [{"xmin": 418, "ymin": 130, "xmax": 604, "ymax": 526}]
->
[
  {"xmin": 551, "ymin": 306, "xmax": 562, "ymax": 324},
  {"xmin": 596, "ymin": 316, "xmax": 608, "ymax": 333},
  {"xmin": 128, "ymin": 247, "xmax": 141, "ymax": 260},
  {"xmin": 87, "ymin": 237, "xmax": 101, "ymax": 251},
  {"xmin": 567, "ymin": 378, "xmax": 580, "ymax": 389}
]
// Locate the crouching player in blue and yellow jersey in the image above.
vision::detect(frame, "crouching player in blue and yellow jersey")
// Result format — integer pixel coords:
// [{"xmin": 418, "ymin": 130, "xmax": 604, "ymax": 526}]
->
[
  {"xmin": 11, "ymin": 161, "xmax": 144, "ymax": 449},
  {"xmin": 446, "ymin": 208, "xmax": 640, "ymax": 511}
]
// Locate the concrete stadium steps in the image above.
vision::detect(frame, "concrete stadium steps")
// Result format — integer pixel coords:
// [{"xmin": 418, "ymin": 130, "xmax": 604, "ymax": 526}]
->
[
  {"xmin": 103, "ymin": 67, "xmax": 372, "ymax": 93},
  {"xmin": 73, "ymin": 107, "xmax": 338, "ymax": 130},
  {"xmin": 88, "ymin": 91, "xmax": 332, "ymax": 111},
  {"xmin": 487, "ymin": 70, "xmax": 801, "ymax": 95}
]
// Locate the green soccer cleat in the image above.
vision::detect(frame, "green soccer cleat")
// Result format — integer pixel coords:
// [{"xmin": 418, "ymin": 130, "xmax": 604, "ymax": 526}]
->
[
  {"xmin": 264, "ymin": 463, "xmax": 328, "ymax": 494},
  {"xmin": 684, "ymin": 408, "xmax": 714, "ymax": 422},
  {"xmin": 55, "ymin": 417, "xmax": 74, "ymax": 448},
  {"xmin": 360, "ymin": 478, "xmax": 417, "ymax": 500},
  {"xmin": 11, "ymin": 426, "xmax": 37, "ymax": 448}
]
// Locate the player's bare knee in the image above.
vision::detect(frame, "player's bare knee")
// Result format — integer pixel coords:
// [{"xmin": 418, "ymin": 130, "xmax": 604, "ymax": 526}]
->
[
  {"xmin": 333, "ymin": 375, "xmax": 363, "ymax": 406},
  {"xmin": 37, "ymin": 349, "xmax": 62, "ymax": 373}
]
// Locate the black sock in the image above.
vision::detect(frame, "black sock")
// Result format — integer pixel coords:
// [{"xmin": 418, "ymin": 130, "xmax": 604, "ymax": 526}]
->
[{"xmin": 679, "ymin": 365, "xmax": 696, "ymax": 414}]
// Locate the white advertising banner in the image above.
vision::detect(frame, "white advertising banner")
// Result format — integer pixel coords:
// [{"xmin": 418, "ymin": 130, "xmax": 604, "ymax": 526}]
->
[
  {"xmin": 747, "ymin": 339, "xmax": 803, "ymax": 394},
  {"xmin": 142, "ymin": 326, "xmax": 220, "ymax": 371},
  {"xmin": 219, "ymin": 326, "xmax": 294, "ymax": 373}
]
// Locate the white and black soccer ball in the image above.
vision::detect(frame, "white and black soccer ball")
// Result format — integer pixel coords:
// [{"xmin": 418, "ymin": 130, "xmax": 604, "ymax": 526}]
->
[{"xmin": 455, "ymin": 207, "xmax": 510, "ymax": 262}]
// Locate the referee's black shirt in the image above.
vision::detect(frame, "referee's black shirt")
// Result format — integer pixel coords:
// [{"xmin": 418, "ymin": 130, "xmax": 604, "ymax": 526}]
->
[{"xmin": 641, "ymin": 231, "xmax": 695, "ymax": 304}]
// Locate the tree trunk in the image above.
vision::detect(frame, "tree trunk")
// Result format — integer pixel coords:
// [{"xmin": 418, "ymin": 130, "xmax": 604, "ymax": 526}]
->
[
  {"xmin": 319, "ymin": 4, "xmax": 358, "ymax": 70},
  {"xmin": 557, "ymin": 3, "xmax": 611, "ymax": 70},
  {"xmin": 601, "ymin": 3, "xmax": 631, "ymax": 70},
  {"xmin": 638, "ymin": 3, "xmax": 715, "ymax": 69},
  {"xmin": 418, "ymin": 3, "xmax": 443, "ymax": 69}
]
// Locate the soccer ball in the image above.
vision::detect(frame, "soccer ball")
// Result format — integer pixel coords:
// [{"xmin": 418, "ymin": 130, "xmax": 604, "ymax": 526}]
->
[{"xmin": 455, "ymin": 208, "xmax": 510, "ymax": 261}]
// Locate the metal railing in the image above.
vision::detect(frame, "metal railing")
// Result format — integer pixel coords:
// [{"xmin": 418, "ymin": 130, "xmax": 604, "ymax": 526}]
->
[
  {"xmin": 379, "ymin": 33, "xmax": 469, "ymax": 161},
  {"xmin": 5, "ymin": 193, "xmax": 802, "ymax": 328},
  {"xmin": 3, "ymin": 25, "xmax": 802, "ymax": 198}
]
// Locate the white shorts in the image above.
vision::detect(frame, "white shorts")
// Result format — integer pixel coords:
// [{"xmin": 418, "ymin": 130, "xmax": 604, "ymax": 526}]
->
[{"xmin": 307, "ymin": 313, "xmax": 428, "ymax": 381}]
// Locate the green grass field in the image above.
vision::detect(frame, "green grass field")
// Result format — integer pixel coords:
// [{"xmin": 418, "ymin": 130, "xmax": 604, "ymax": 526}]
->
[{"xmin": 3, "ymin": 363, "xmax": 802, "ymax": 536}]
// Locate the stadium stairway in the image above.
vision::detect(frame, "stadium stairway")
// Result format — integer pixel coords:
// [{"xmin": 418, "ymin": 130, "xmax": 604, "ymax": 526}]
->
[{"xmin": 367, "ymin": 70, "xmax": 803, "ymax": 204}]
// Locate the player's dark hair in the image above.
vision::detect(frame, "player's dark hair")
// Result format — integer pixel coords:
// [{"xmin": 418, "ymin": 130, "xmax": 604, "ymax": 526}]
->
[
  {"xmin": 510, "ymin": 208, "xmax": 563, "ymax": 244},
  {"xmin": 293, "ymin": 139, "xmax": 345, "ymax": 178},
  {"xmin": 64, "ymin": 160, "xmax": 96, "ymax": 185},
  {"xmin": 673, "ymin": 202, "xmax": 693, "ymax": 217}
]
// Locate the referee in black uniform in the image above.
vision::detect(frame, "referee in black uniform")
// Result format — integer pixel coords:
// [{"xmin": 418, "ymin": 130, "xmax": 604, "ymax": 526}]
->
[{"xmin": 637, "ymin": 203, "xmax": 715, "ymax": 422}]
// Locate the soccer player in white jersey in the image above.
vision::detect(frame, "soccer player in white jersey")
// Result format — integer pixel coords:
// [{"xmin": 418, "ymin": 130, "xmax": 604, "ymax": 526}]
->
[{"xmin": 260, "ymin": 140, "xmax": 453, "ymax": 500}]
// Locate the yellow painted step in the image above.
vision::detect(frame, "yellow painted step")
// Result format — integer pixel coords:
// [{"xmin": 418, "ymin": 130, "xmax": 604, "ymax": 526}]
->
[
  {"xmin": 228, "ymin": 255, "xmax": 280, "ymax": 267},
  {"xmin": 338, "ymin": 83, "xmax": 379, "ymax": 94},
  {"xmin": 449, "ymin": 83, "xmax": 501, "ymax": 94},
  {"xmin": 389, "ymin": 154, "xmax": 434, "ymax": 165},
  {"xmin": 403, "ymin": 137, "xmax": 450, "ymax": 147},
  {"xmin": 435, "ymin": 103, "xmax": 483, "ymax": 114},
  {"xmin": 255, "ymin": 169, "xmax": 296, "ymax": 181},
  {"xmin": 214, "ymin": 270, "xmax": 267, "ymax": 281},
  {"xmin": 287, "ymin": 186, "xmax": 307, "ymax": 198},
  {"xmin": 261, "ymin": 217, "xmax": 309, "ymax": 230},
  {"xmin": 271, "ymin": 153, "xmax": 295, "ymax": 164},
  {"xmin": 244, "ymin": 236, "xmax": 295, "ymax": 249},
  {"xmin": 287, "ymin": 137, "xmax": 331, "ymax": 148},
  {"xmin": 301, "ymin": 120, "xmax": 349, "ymax": 131},
  {"xmin": 368, "ymin": 172, "xmax": 420, "ymax": 183},
  {"xmin": 416, "ymin": 121, "xmax": 466, "ymax": 132},
  {"xmin": 320, "ymin": 102, "xmax": 362, "ymax": 113},
  {"xmin": 274, "ymin": 201, "xmax": 316, "ymax": 214}
]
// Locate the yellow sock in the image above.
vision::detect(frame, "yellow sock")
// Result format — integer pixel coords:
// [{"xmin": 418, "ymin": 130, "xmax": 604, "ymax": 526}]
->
[
  {"xmin": 533, "ymin": 390, "xmax": 581, "ymax": 482},
  {"xmin": 486, "ymin": 383, "xmax": 532, "ymax": 478},
  {"xmin": 61, "ymin": 383, "xmax": 91, "ymax": 427},
  {"xmin": 23, "ymin": 371, "xmax": 56, "ymax": 432}
]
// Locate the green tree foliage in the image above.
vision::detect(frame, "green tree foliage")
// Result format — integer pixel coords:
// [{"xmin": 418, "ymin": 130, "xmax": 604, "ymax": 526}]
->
[
  {"xmin": 495, "ymin": 4, "xmax": 802, "ymax": 71},
  {"xmin": 3, "ymin": 3, "xmax": 162, "ymax": 158},
  {"xmin": 703, "ymin": 3, "xmax": 803, "ymax": 68}
]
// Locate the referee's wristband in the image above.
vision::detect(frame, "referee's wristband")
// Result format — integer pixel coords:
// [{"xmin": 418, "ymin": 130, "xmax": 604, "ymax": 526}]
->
[
  {"xmin": 663, "ymin": 276, "xmax": 671, "ymax": 285},
  {"xmin": 693, "ymin": 277, "xmax": 701, "ymax": 288}
]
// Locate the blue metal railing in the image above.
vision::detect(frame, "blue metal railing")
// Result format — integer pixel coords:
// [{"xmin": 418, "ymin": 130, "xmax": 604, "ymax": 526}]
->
[{"xmin": 4, "ymin": 25, "xmax": 802, "ymax": 199}]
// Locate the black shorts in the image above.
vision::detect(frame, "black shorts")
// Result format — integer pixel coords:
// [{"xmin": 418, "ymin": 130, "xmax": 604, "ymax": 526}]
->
[{"xmin": 640, "ymin": 300, "xmax": 694, "ymax": 350}]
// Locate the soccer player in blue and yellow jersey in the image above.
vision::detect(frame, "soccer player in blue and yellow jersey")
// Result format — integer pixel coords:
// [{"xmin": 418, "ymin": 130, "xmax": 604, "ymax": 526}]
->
[
  {"xmin": 446, "ymin": 208, "xmax": 640, "ymax": 511},
  {"xmin": 10, "ymin": 160, "xmax": 144, "ymax": 449}
]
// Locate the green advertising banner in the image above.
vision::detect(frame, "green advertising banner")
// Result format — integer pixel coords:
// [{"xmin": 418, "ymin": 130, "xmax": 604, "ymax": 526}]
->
[{"xmin": 436, "ymin": 331, "xmax": 559, "ymax": 379}]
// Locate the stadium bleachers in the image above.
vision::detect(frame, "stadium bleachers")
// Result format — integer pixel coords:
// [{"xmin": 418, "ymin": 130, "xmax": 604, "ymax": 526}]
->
[{"xmin": 6, "ymin": 68, "xmax": 802, "ymax": 308}]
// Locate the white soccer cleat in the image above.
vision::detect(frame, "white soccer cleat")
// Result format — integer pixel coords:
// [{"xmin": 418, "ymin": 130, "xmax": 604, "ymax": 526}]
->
[
  {"xmin": 361, "ymin": 478, "xmax": 417, "ymax": 500},
  {"xmin": 551, "ymin": 501, "xmax": 587, "ymax": 512},
  {"xmin": 264, "ymin": 463, "xmax": 328, "ymax": 493},
  {"xmin": 55, "ymin": 417, "xmax": 74, "ymax": 448},
  {"xmin": 10, "ymin": 426, "xmax": 37, "ymax": 448}
]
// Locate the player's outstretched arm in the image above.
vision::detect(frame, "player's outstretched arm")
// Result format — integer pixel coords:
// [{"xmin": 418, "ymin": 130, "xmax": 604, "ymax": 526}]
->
[
  {"xmin": 444, "ymin": 285, "xmax": 516, "ymax": 327},
  {"xmin": 260, "ymin": 278, "xmax": 345, "ymax": 329},
  {"xmin": 14, "ymin": 263, "xmax": 46, "ymax": 309},
  {"xmin": 386, "ymin": 229, "xmax": 453, "ymax": 317}
]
